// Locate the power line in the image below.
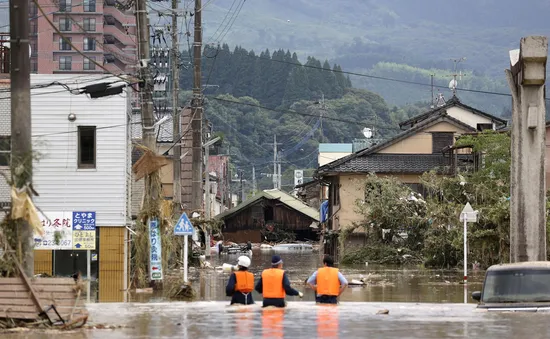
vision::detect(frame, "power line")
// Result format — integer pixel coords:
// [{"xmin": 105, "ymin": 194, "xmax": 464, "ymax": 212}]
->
[
  {"xmin": 206, "ymin": 0, "xmax": 238, "ymax": 44},
  {"xmin": 215, "ymin": 0, "xmax": 245, "ymax": 43},
  {"xmin": 33, "ymin": 121, "xmax": 142, "ymax": 138}
]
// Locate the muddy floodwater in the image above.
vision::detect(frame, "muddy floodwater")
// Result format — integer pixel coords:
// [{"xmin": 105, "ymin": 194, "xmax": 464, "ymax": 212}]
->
[{"xmin": 5, "ymin": 251, "xmax": 550, "ymax": 338}]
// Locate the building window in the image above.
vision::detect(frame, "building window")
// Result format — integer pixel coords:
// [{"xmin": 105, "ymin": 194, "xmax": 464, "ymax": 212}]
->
[
  {"xmin": 432, "ymin": 132, "xmax": 454, "ymax": 153},
  {"xmin": 83, "ymin": 57, "xmax": 96, "ymax": 70},
  {"xmin": 59, "ymin": 37, "xmax": 71, "ymax": 51},
  {"xmin": 83, "ymin": 37, "xmax": 96, "ymax": 51},
  {"xmin": 29, "ymin": 3, "xmax": 38, "ymax": 18},
  {"xmin": 30, "ymin": 58, "xmax": 37, "ymax": 73},
  {"xmin": 83, "ymin": 0, "xmax": 96, "ymax": 12},
  {"xmin": 30, "ymin": 41, "xmax": 37, "ymax": 57},
  {"xmin": 59, "ymin": 18, "xmax": 72, "ymax": 31},
  {"xmin": 59, "ymin": 56, "xmax": 72, "ymax": 70},
  {"xmin": 30, "ymin": 20, "xmax": 38, "ymax": 35},
  {"xmin": 59, "ymin": 0, "xmax": 72, "ymax": 12},
  {"xmin": 83, "ymin": 18, "xmax": 96, "ymax": 32},
  {"xmin": 0, "ymin": 136, "xmax": 10, "ymax": 166},
  {"xmin": 78, "ymin": 126, "xmax": 96, "ymax": 168}
]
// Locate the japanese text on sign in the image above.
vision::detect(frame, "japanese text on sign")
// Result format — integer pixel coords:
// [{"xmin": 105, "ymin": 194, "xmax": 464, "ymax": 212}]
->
[
  {"xmin": 72, "ymin": 211, "xmax": 96, "ymax": 250},
  {"xmin": 34, "ymin": 212, "xmax": 73, "ymax": 250},
  {"xmin": 149, "ymin": 218, "xmax": 163, "ymax": 281}
]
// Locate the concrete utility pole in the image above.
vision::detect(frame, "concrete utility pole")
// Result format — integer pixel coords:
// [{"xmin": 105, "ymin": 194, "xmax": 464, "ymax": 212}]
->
[
  {"xmin": 505, "ymin": 36, "xmax": 548, "ymax": 263},
  {"xmin": 277, "ymin": 150, "xmax": 282, "ymax": 190},
  {"xmin": 10, "ymin": 0, "xmax": 33, "ymax": 276},
  {"xmin": 252, "ymin": 165, "xmax": 256, "ymax": 196},
  {"xmin": 191, "ymin": 0, "xmax": 203, "ymax": 212},
  {"xmin": 171, "ymin": 0, "xmax": 181, "ymax": 214},
  {"xmin": 267, "ymin": 135, "xmax": 282, "ymax": 189}
]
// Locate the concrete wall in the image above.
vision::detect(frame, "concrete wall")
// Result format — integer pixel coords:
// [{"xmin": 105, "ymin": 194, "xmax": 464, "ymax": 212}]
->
[
  {"xmin": 379, "ymin": 121, "xmax": 469, "ymax": 154},
  {"xmin": 319, "ymin": 152, "xmax": 352, "ymax": 166},
  {"xmin": 336, "ymin": 173, "xmax": 422, "ymax": 232},
  {"xmin": 446, "ymin": 106, "xmax": 492, "ymax": 129}
]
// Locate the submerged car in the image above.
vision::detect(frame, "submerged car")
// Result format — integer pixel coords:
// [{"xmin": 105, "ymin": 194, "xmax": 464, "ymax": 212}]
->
[{"xmin": 472, "ymin": 261, "xmax": 550, "ymax": 312}]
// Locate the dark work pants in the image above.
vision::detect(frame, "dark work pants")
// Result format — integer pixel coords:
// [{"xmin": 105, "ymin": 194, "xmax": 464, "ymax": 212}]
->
[{"xmin": 316, "ymin": 295, "xmax": 338, "ymax": 304}]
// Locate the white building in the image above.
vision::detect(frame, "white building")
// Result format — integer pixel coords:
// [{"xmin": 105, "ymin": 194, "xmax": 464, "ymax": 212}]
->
[{"xmin": 29, "ymin": 74, "xmax": 130, "ymax": 302}]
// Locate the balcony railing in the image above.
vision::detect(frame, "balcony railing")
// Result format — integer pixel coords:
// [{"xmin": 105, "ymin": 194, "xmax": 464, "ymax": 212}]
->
[
  {"xmin": 103, "ymin": 24, "xmax": 136, "ymax": 47},
  {"xmin": 103, "ymin": 5, "xmax": 135, "ymax": 27}
]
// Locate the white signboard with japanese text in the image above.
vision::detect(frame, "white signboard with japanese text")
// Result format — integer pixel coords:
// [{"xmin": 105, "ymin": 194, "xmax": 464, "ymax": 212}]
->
[
  {"xmin": 34, "ymin": 211, "xmax": 97, "ymax": 250},
  {"xmin": 34, "ymin": 211, "xmax": 73, "ymax": 250}
]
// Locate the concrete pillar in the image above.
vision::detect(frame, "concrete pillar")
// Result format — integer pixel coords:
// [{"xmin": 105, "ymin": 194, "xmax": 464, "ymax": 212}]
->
[{"xmin": 506, "ymin": 36, "xmax": 548, "ymax": 262}]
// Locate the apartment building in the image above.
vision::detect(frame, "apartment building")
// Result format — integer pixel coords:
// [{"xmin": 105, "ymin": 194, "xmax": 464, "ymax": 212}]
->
[{"xmin": 30, "ymin": 0, "xmax": 137, "ymax": 74}]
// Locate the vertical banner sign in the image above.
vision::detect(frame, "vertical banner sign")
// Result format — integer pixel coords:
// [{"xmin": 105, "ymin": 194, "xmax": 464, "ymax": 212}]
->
[
  {"xmin": 72, "ymin": 211, "xmax": 96, "ymax": 250},
  {"xmin": 149, "ymin": 218, "xmax": 163, "ymax": 281}
]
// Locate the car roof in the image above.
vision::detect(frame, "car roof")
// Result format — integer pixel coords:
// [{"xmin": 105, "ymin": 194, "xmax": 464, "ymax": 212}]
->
[{"xmin": 487, "ymin": 261, "xmax": 550, "ymax": 272}]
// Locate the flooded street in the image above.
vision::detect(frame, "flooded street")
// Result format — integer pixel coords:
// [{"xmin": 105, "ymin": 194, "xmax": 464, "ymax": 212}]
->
[
  {"xmin": 167, "ymin": 250, "xmax": 485, "ymax": 304},
  {"xmin": 5, "ymin": 252, "xmax": 549, "ymax": 338}
]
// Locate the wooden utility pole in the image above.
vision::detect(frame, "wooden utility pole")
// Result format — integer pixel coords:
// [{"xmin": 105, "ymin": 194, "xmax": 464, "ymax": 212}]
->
[
  {"xmin": 171, "ymin": 0, "xmax": 181, "ymax": 214},
  {"xmin": 10, "ymin": 0, "xmax": 33, "ymax": 277},
  {"xmin": 191, "ymin": 0, "xmax": 203, "ymax": 211}
]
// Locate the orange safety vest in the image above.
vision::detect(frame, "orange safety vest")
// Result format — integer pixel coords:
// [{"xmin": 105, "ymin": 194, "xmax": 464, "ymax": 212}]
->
[
  {"xmin": 261, "ymin": 268, "xmax": 286, "ymax": 298},
  {"xmin": 234, "ymin": 271, "xmax": 255, "ymax": 293},
  {"xmin": 316, "ymin": 267, "xmax": 340, "ymax": 296}
]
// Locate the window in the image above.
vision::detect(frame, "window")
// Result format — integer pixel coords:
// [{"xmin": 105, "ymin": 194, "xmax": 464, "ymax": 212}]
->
[
  {"xmin": 59, "ymin": 56, "xmax": 72, "ymax": 70},
  {"xmin": 0, "ymin": 136, "xmax": 10, "ymax": 166},
  {"xmin": 83, "ymin": 37, "xmax": 96, "ymax": 51},
  {"xmin": 83, "ymin": 18, "xmax": 96, "ymax": 32},
  {"xmin": 59, "ymin": 18, "xmax": 72, "ymax": 31},
  {"xmin": 83, "ymin": 57, "xmax": 96, "ymax": 70},
  {"xmin": 83, "ymin": 0, "xmax": 96, "ymax": 12},
  {"xmin": 29, "ymin": 3, "xmax": 38, "ymax": 17},
  {"xmin": 30, "ymin": 58, "xmax": 37, "ymax": 73},
  {"xmin": 78, "ymin": 126, "xmax": 96, "ymax": 168},
  {"xmin": 59, "ymin": 0, "xmax": 72, "ymax": 12},
  {"xmin": 59, "ymin": 37, "xmax": 71, "ymax": 51},
  {"xmin": 30, "ymin": 41, "xmax": 37, "ymax": 57},
  {"xmin": 30, "ymin": 20, "xmax": 38, "ymax": 35},
  {"xmin": 432, "ymin": 132, "xmax": 454, "ymax": 153}
]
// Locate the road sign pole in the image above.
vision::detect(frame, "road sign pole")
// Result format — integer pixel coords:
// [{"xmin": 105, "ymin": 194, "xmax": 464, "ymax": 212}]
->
[
  {"xmin": 87, "ymin": 249, "xmax": 91, "ymax": 303},
  {"xmin": 184, "ymin": 235, "xmax": 188, "ymax": 283},
  {"xmin": 463, "ymin": 214, "xmax": 468, "ymax": 285}
]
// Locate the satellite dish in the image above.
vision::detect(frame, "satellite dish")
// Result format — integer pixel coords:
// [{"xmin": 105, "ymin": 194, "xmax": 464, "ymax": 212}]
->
[
  {"xmin": 449, "ymin": 79, "xmax": 458, "ymax": 90},
  {"xmin": 362, "ymin": 127, "xmax": 373, "ymax": 139}
]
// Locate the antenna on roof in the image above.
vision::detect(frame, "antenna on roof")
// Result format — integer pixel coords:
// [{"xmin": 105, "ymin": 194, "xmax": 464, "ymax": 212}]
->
[{"xmin": 449, "ymin": 57, "xmax": 467, "ymax": 96}]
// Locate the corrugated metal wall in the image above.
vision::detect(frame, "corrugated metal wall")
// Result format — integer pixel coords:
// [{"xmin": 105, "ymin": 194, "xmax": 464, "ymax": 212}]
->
[
  {"xmin": 99, "ymin": 227, "xmax": 125, "ymax": 302},
  {"xmin": 34, "ymin": 250, "xmax": 53, "ymax": 276}
]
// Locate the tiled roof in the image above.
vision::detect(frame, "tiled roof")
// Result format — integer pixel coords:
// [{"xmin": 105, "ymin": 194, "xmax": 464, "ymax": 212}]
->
[
  {"xmin": 130, "ymin": 112, "xmax": 175, "ymax": 143},
  {"xmin": 399, "ymin": 95, "xmax": 507, "ymax": 128},
  {"xmin": 329, "ymin": 154, "xmax": 449, "ymax": 174}
]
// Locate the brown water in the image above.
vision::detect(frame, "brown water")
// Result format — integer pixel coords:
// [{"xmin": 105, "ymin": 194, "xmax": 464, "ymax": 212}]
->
[
  {"xmin": 6, "ymin": 251, "xmax": 546, "ymax": 339},
  {"xmin": 132, "ymin": 250, "xmax": 485, "ymax": 304}
]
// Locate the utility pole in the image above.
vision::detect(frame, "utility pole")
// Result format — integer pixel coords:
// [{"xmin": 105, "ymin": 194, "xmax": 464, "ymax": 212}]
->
[
  {"xmin": 10, "ymin": 0, "xmax": 33, "ymax": 276},
  {"xmin": 506, "ymin": 36, "xmax": 548, "ymax": 263},
  {"xmin": 430, "ymin": 74, "xmax": 434, "ymax": 108},
  {"xmin": 277, "ymin": 150, "xmax": 282, "ymax": 190},
  {"xmin": 191, "ymin": 0, "xmax": 203, "ymax": 212},
  {"xmin": 171, "ymin": 0, "xmax": 181, "ymax": 214},
  {"xmin": 267, "ymin": 135, "xmax": 282, "ymax": 189},
  {"xmin": 252, "ymin": 165, "xmax": 256, "ymax": 196},
  {"xmin": 239, "ymin": 170, "xmax": 244, "ymax": 203}
]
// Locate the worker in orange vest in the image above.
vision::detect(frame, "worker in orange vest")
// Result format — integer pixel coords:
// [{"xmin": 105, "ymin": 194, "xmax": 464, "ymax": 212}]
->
[
  {"xmin": 307, "ymin": 255, "xmax": 348, "ymax": 304},
  {"xmin": 255, "ymin": 255, "xmax": 303, "ymax": 307},
  {"xmin": 225, "ymin": 256, "xmax": 255, "ymax": 305}
]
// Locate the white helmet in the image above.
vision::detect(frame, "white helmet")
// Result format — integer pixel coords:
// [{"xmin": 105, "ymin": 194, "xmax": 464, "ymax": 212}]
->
[{"xmin": 237, "ymin": 256, "xmax": 251, "ymax": 268}]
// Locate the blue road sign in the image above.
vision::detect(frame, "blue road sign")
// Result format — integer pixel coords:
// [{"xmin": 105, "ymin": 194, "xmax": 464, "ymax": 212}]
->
[{"xmin": 174, "ymin": 212, "xmax": 194, "ymax": 236}]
